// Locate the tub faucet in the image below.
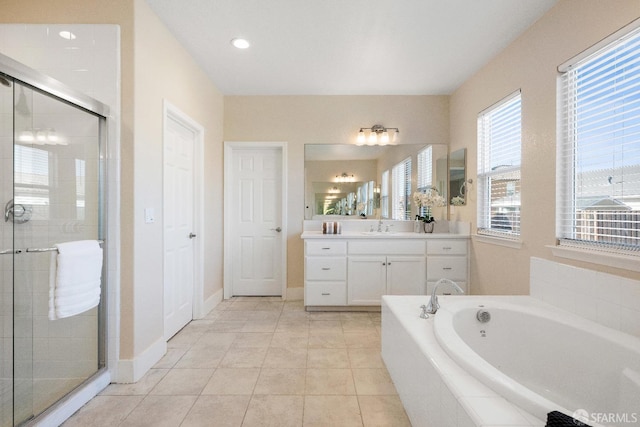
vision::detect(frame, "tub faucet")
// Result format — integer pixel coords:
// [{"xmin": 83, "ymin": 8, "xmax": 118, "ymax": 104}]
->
[{"xmin": 426, "ymin": 278, "xmax": 464, "ymax": 314}]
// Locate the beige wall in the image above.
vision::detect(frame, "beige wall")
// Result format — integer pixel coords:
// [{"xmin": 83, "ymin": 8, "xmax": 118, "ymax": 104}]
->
[
  {"xmin": 2, "ymin": 0, "xmax": 225, "ymax": 366},
  {"xmin": 132, "ymin": 0, "xmax": 224, "ymax": 359},
  {"xmin": 224, "ymin": 95, "xmax": 449, "ymax": 289},
  {"xmin": 449, "ymin": 0, "xmax": 640, "ymax": 294}
]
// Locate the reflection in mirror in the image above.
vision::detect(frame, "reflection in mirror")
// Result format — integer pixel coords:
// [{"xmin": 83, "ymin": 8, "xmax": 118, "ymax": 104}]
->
[
  {"xmin": 449, "ymin": 148, "xmax": 466, "ymax": 206},
  {"xmin": 305, "ymin": 144, "xmax": 448, "ymax": 220}
]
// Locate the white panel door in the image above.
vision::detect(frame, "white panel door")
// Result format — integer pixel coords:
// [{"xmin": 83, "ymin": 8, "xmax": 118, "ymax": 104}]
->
[
  {"xmin": 164, "ymin": 116, "xmax": 195, "ymax": 339},
  {"xmin": 230, "ymin": 148, "xmax": 283, "ymax": 296}
]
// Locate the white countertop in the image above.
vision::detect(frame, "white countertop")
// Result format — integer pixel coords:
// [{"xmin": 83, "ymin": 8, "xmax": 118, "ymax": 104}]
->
[{"xmin": 300, "ymin": 231, "xmax": 469, "ymax": 239}]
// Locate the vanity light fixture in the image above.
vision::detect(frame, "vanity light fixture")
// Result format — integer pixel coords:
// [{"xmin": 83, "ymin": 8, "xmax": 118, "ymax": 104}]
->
[
  {"xmin": 357, "ymin": 124, "xmax": 399, "ymax": 146},
  {"xmin": 335, "ymin": 173, "xmax": 354, "ymax": 183}
]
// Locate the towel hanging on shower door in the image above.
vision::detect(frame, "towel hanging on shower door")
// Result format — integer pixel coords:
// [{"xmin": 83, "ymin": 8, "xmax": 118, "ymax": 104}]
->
[{"xmin": 48, "ymin": 240, "xmax": 103, "ymax": 320}]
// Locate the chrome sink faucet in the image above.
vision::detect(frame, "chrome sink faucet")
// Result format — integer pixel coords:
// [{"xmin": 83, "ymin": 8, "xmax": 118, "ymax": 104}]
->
[
  {"xmin": 377, "ymin": 219, "xmax": 383, "ymax": 232},
  {"xmin": 425, "ymin": 278, "xmax": 464, "ymax": 314}
]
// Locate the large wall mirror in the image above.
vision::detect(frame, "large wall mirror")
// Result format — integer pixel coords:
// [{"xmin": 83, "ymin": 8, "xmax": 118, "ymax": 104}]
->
[{"xmin": 305, "ymin": 144, "xmax": 448, "ymax": 220}]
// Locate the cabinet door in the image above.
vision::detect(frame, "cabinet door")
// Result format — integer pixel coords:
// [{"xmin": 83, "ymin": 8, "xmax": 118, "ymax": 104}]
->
[
  {"xmin": 347, "ymin": 256, "xmax": 387, "ymax": 305},
  {"xmin": 386, "ymin": 256, "xmax": 426, "ymax": 295}
]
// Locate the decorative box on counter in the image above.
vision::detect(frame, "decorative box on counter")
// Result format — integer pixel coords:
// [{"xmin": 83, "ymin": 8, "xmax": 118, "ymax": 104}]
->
[{"xmin": 322, "ymin": 221, "xmax": 342, "ymax": 234}]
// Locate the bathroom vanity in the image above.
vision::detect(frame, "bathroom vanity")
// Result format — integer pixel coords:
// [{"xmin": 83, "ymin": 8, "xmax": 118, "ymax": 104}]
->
[{"xmin": 301, "ymin": 220, "xmax": 470, "ymax": 310}]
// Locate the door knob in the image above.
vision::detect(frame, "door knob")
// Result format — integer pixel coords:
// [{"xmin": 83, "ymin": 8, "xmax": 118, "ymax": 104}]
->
[
  {"xmin": 270, "ymin": 227, "xmax": 282, "ymax": 232},
  {"xmin": 189, "ymin": 232, "xmax": 197, "ymax": 239}
]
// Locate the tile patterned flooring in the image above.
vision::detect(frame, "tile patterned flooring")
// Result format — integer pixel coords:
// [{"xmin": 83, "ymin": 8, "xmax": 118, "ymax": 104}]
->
[{"xmin": 63, "ymin": 297, "xmax": 411, "ymax": 426}]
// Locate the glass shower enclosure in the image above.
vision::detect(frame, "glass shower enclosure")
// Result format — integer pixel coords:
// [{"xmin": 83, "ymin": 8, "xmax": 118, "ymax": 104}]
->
[{"xmin": 1, "ymin": 54, "xmax": 108, "ymax": 426}]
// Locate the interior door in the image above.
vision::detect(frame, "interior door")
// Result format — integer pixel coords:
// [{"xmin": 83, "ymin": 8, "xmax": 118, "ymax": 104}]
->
[
  {"xmin": 230, "ymin": 147, "xmax": 283, "ymax": 296},
  {"xmin": 163, "ymin": 114, "xmax": 195, "ymax": 339}
]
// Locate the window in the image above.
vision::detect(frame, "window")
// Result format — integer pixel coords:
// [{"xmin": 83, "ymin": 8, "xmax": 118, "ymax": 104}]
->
[
  {"xmin": 392, "ymin": 157, "xmax": 411, "ymax": 220},
  {"xmin": 416, "ymin": 146, "xmax": 433, "ymax": 217},
  {"xmin": 381, "ymin": 170, "xmax": 389, "ymax": 219},
  {"xmin": 477, "ymin": 91, "xmax": 522, "ymax": 237},
  {"xmin": 558, "ymin": 25, "xmax": 640, "ymax": 253}
]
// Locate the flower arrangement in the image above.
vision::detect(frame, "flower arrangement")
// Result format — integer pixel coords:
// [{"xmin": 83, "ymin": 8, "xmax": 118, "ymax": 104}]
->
[
  {"xmin": 451, "ymin": 196, "xmax": 465, "ymax": 206},
  {"xmin": 412, "ymin": 188, "xmax": 446, "ymax": 223}
]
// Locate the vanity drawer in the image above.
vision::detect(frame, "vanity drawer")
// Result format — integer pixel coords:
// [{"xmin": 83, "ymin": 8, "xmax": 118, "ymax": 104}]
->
[
  {"xmin": 305, "ymin": 281, "xmax": 347, "ymax": 306},
  {"xmin": 348, "ymin": 239, "xmax": 425, "ymax": 255},
  {"xmin": 305, "ymin": 257, "xmax": 347, "ymax": 280},
  {"xmin": 426, "ymin": 256, "xmax": 467, "ymax": 281},
  {"xmin": 427, "ymin": 239, "xmax": 468, "ymax": 256},
  {"xmin": 306, "ymin": 240, "xmax": 347, "ymax": 256}
]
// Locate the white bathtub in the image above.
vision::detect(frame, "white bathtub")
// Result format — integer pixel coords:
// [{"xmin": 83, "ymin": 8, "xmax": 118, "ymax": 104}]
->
[
  {"xmin": 381, "ymin": 295, "xmax": 640, "ymax": 427},
  {"xmin": 434, "ymin": 296, "xmax": 640, "ymax": 425}
]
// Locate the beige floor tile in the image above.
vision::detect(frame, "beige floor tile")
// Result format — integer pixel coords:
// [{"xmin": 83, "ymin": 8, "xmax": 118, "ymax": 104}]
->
[
  {"xmin": 152, "ymin": 348, "xmax": 187, "ymax": 369},
  {"xmin": 173, "ymin": 345, "xmax": 228, "ymax": 369},
  {"xmin": 181, "ymin": 395, "xmax": 250, "ymax": 427},
  {"xmin": 344, "ymin": 332, "xmax": 381, "ymax": 349},
  {"xmin": 100, "ymin": 369, "xmax": 169, "ymax": 396},
  {"xmin": 254, "ymin": 368, "xmax": 306, "ymax": 395},
  {"xmin": 231, "ymin": 332, "xmax": 273, "ymax": 348},
  {"xmin": 242, "ymin": 395, "xmax": 304, "ymax": 427},
  {"xmin": 305, "ymin": 369, "xmax": 356, "ymax": 395},
  {"xmin": 167, "ymin": 329, "xmax": 204, "ymax": 349},
  {"xmin": 194, "ymin": 332, "xmax": 237, "ymax": 348},
  {"xmin": 217, "ymin": 311, "xmax": 252, "ymax": 321},
  {"xmin": 241, "ymin": 320, "xmax": 278, "ymax": 333},
  {"xmin": 303, "ymin": 395, "xmax": 363, "ymax": 427},
  {"xmin": 254, "ymin": 301, "xmax": 284, "ymax": 311},
  {"xmin": 308, "ymin": 332, "xmax": 346, "ymax": 348},
  {"xmin": 269, "ymin": 332, "xmax": 309, "ymax": 348},
  {"xmin": 307, "ymin": 311, "xmax": 342, "ymax": 320},
  {"xmin": 358, "ymin": 395, "xmax": 411, "ymax": 427},
  {"xmin": 307, "ymin": 348, "xmax": 350, "ymax": 368},
  {"xmin": 263, "ymin": 346, "xmax": 308, "ymax": 368},
  {"xmin": 283, "ymin": 300, "xmax": 305, "ymax": 311},
  {"xmin": 120, "ymin": 395, "xmax": 197, "ymax": 427},
  {"xmin": 340, "ymin": 312, "xmax": 373, "ymax": 321},
  {"xmin": 150, "ymin": 368, "xmax": 213, "ymax": 395},
  {"xmin": 279, "ymin": 311, "xmax": 310, "ymax": 321},
  {"xmin": 209, "ymin": 320, "xmax": 247, "ymax": 332},
  {"xmin": 228, "ymin": 301, "xmax": 261, "ymax": 310},
  {"xmin": 348, "ymin": 348, "xmax": 384, "ymax": 368},
  {"xmin": 247, "ymin": 310, "xmax": 282, "ymax": 321},
  {"xmin": 220, "ymin": 347, "xmax": 268, "ymax": 368},
  {"xmin": 202, "ymin": 368, "xmax": 260, "ymax": 395},
  {"xmin": 62, "ymin": 395, "xmax": 143, "ymax": 426},
  {"xmin": 275, "ymin": 323, "xmax": 309, "ymax": 333},
  {"xmin": 309, "ymin": 320, "xmax": 343, "ymax": 333},
  {"xmin": 342, "ymin": 320, "xmax": 378, "ymax": 333},
  {"xmin": 352, "ymin": 369, "xmax": 398, "ymax": 395}
]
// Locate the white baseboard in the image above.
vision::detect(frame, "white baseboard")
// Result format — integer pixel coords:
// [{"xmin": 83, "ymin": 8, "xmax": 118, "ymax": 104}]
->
[
  {"xmin": 115, "ymin": 336, "xmax": 166, "ymax": 383},
  {"xmin": 201, "ymin": 287, "xmax": 223, "ymax": 316},
  {"xmin": 285, "ymin": 287, "xmax": 304, "ymax": 301}
]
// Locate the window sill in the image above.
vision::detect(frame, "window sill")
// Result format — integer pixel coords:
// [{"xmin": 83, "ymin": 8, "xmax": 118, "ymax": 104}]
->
[
  {"xmin": 473, "ymin": 234, "xmax": 523, "ymax": 249},
  {"xmin": 548, "ymin": 245, "xmax": 640, "ymax": 273}
]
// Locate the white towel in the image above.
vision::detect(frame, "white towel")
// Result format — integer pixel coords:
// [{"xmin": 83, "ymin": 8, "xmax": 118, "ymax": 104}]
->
[{"xmin": 49, "ymin": 240, "xmax": 103, "ymax": 320}]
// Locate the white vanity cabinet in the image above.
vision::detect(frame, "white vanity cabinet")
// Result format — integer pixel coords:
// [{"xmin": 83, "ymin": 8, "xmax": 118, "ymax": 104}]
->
[
  {"xmin": 426, "ymin": 239, "xmax": 469, "ymax": 294},
  {"xmin": 347, "ymin": 240, "xmax": 426, "ymax": 305},
  {"xmin": 304, "ymin": 240, "xmax": 348, "ymax": 305},
  {"xmin": 302, "ymin": 232, "xmax": 469, "ymax": 308}
]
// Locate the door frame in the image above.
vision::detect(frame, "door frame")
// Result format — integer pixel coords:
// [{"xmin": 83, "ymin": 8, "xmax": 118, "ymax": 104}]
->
[
  {"xmin": 223, "ymin": 141, "xmax": 288, "ymax": 300},
  {"xmin": 162, "ymin": 100, "xmax": 205, "ymax": 321}
]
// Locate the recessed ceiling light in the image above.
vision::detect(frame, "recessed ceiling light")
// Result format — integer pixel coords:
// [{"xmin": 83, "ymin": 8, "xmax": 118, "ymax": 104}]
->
[
  {"xmin": 230, "ymin": 38, "xmax": 250, "ymax": 49},
  {"xmin": 59, "ymin": 30, "xmax": 76, "ymax": 40}
]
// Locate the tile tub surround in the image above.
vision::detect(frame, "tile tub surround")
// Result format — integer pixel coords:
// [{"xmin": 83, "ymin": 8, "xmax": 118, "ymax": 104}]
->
[
  {"xmin": 530, "ymin": 257, "xmax": 640, "ymax": 339},
  {"xmin": 381, "ymin": 295, "xmax": 545, "ymax": 427},
  {"xmin": 63, "ymin": 297, "xmax": 411, "ymax": 426}
]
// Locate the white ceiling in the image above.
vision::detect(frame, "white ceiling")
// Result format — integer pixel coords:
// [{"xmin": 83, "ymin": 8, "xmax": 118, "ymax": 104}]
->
[{"xmin": 146, "ymin": 0, "xmax": 558, "ymax": 96}]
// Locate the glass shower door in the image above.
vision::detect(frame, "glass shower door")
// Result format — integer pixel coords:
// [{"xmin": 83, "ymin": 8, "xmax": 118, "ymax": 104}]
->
[{"xmin": 2, "ymin": 79, "xmax": 104, "ymax": 426}]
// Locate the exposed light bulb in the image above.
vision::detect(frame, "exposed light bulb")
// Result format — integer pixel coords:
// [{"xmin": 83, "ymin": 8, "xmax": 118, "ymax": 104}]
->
[
  {"xmin": 380, "ymin": 131, "xmax": 389, "ymax": 144},
  {"xmin": 357, "ymin": 130, "xmax": 365, "ymax": 145}
]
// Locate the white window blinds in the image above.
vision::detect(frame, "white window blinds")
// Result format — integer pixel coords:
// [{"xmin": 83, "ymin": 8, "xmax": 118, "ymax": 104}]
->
[
  {"xmin": 381, "ymin": 169, "xmax": 389, "ymax": 219},
  {"xmin": 558, "ymin": 25, "xmax": 640, "ymax": 252},
  {"xmin": 417, "ymin": 146, "xmax": 433, "ymax": 217},
  {"xmin": 477, "ymin": 91, "xmax": 522, "ymax": 237},
  {"xmin": 392, "ymin": 157, "xmax": 411, "ymax": 220}
]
